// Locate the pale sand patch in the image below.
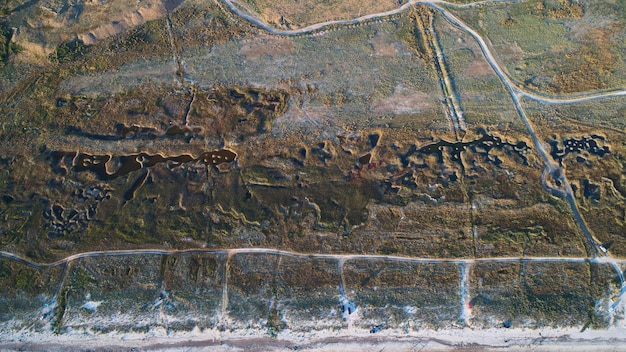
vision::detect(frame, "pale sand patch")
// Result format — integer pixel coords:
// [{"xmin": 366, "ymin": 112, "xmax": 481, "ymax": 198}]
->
[
  {"xmin": 239, "ymin": 35, "xmax": 295, "ymax": 59},
  {"xmin": 13, "ymin": 40, "xmax": 55, "ymax": 62},
  {"xmin": 568, "ymin": 15, "xmax": 619, "ymax": 41},
  {"xmin": 372, "ymin": 84, "xmax": 434, "ymax": 115},
  {"xmin": 465, "ymin": 58, "xmax": 494, "ymax": 78},
  {"xmin": 11, "ymin": 0, "xmax": 168, "ymax": 64},
  {"xmin": 2, "ymin": 324, "xmax": 626, "ymax": 351},
  {"xmin": 78, "ymin": 5, "xmax": 167, "ymax": 44},
  {"xmin": 494, "ymin": 41, "xmax": 524, "ymax": 62},
  {"xmin": 59, "ymin": 61, "xmax": 178, "ymax": 96},
  {"xmin": 369, "ymin": 30, "xmax": 400, "ymax": 57},
  {"xmin": 275, "ymin": 102, "xmax": 332, "ymax": 128},
  {"xmin": 247, "ymin": 0, "xmax": 401, "ymax": 30}
]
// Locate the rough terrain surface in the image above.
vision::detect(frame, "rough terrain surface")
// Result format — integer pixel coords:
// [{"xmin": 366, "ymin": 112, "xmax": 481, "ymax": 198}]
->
[{"xmin": 1, "ymin": 0, "xmax": 625, "ymax": 350}]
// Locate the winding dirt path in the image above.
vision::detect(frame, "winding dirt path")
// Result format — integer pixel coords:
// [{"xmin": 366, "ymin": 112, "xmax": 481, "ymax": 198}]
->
[{"xmin": 2, "ymin": 248, "xmax": 624, "ymax": 269}]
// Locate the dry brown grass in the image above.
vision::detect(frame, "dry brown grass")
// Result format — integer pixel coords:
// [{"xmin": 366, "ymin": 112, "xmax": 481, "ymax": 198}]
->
[
  {"xmin": 549, "ymin": 27, "xmax": 618, "ymax": 94},
  {"xmin": 241, "ymin": 0, "xmax": 402, "ymax": 29},
  {"xmin": 239, "ymin": 35, "xmax": 295, "ymax": 58}
]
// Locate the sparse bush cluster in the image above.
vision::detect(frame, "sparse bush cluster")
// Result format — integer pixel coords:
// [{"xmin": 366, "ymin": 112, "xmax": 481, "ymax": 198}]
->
[{"xmin": 0, "ymin": 22, "xmax": 21, "ymax": 66}]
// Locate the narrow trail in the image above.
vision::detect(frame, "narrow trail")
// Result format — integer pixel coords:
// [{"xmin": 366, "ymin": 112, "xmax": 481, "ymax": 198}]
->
[
  {"xmin": 164, "ymin": 16, "xmax": 184, "ymax": 86},
  {"xmin": 336, "ymin": 258, "xmax": 357, "ymax": 325},
  {"xmin": 218, "ymin": 0, "xmax": 424, "ymax": 36},
  {"xmin": 338, "ymin": 258, "xmax": 347, "ymax": 296},
  {"xmin": 7, "ymin": 247, "xmax": 623, "ymax": 328},
  {"xmin": 428, "ymin": 12, "xmax": 466, "ymax": 135},
  {"xmin": 218, "ymin": 0, "xmax": 626, "ymax": 105},
  {"xmin": 218, "ymin": 0, "xmax": 525, "ymax": 37},
  {"xmin": 426, "ymin": 2, "xmax": 626, "ymax": 307},
  {"xmin": 2, "ymin": 248, "xmax": 625, "ymax": 269},
  {"xmin": 426, "ymin": 2, "xmax": 626, "ymax": 312},
  {"xmin": 459, "ymin": 263, "xmax": 472, "ymax": 326},
  {"xmin": 220, "ymin": 253, "xmax": 231, "ymax": 325},
  {"xmin": 412, "ymin": 6, "xmax": 466, "ymax": 138},
  {"xmin": 520, "ymin": 89, "xmax": 626, "ymax": 105},
  {"xmin": 412, "ymin": 8, "xmax": 457, "ymax": 134},
  {"xmin": 4, "ymin": 246, "xmax": 625, "ymax": 326}
]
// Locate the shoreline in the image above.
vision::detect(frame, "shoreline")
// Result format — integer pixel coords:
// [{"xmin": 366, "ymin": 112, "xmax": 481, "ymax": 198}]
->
[{"xmin": 3, "ymin": 324, "xmax": 626, "ymax": 351}]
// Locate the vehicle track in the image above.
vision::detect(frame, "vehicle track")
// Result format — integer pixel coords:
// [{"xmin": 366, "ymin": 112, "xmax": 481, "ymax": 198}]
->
[
  {"xmin": 218, "ymin": 0, "xmax": 626, "ymax": 105},
  {"xmin": 3, "ymin": 248, "xmax": 624, "ymax": 327},
  {"xmin": 427, "ymin": 1, "xmax": 626, "ymax": 310},
  {"xmin": 2, "ymin": 248, "xmax": 625, "ymax": 269}
]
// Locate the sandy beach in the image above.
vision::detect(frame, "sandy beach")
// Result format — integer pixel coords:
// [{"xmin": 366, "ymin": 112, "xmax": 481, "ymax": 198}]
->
[{"xmin": 3, "ymin": 322, "xmax": 626, "ymax": 351}]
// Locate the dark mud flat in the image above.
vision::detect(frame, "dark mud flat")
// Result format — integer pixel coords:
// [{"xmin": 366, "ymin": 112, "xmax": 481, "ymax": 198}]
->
[
  {"xmin": 401, "ymin": 129, "xmax": 530, "ymax": 168},
  {"xmin": 50, "ymin": 149, "xmax": 237, "ymax": 180},
  {"xmin": 549, "ymin": 135, "xmax": 610, "ymax": 164}
]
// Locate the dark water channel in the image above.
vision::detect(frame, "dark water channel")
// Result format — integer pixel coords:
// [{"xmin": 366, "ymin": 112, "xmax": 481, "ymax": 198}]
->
[
  {"xmin": 401, "ymin": 130, "xmax": 530, "ymax": 168},
  {"xmin": 50, "ymin": 149, "xmax": 237, "ymax": 181},
  {"xmin": 66, "ymin": 123, "xmax": 203, "ymax": 142},
  {"xmin": 549, "ymin": 135, "xmax": 610, "ymax": 164}
]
